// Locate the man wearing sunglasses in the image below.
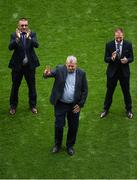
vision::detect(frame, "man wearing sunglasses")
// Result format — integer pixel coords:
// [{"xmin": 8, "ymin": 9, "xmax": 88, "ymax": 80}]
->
[
  {"xmin": 43, "ymin": 56, "xmax": 88, "ymax": 155},
  {"xmin": 8, "ymin": 18, "xmax": 40, "ymax": 115}
]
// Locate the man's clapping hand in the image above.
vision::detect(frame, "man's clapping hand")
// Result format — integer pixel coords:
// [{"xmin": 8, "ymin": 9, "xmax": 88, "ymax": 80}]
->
[
  {"xmin": 26, "ymin": 29, "xmax": 31, "ymax": 39},
  {"xmin": 44, "ymin": 66, "xmax": 51, "ymax": 76},
  {"xmin": 121, "ymin": 57, "xmax": 128, "ymax": 64},
  {"xmin": 16, "ymin": 28, "xmax": 21, "ymax": 39},
  {"xmin": 111, "ymin": 51, "xmax": 117, "ymax": 61}
]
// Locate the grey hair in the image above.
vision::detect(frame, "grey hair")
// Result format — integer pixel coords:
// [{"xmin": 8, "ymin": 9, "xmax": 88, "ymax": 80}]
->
[{"xmin": 66, "ymin": 55, "xmax": 77, "ymax": 63}]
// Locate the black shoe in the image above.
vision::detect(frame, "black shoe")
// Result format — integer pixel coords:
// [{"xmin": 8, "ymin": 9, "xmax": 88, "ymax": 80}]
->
[
  {"xmin": 52, "ymin": 145, "xmax": 60, "ymax": 153},
  {"xmin": 67, "ymin": 147, "xmax": 74, "ymax": 156},
  {"xmin": 100, "ymin": 110, "xmax": 108, "ymax": 118},
  {"xmin": 127, "ymin": 111, "xmax": 133, "ymax": 119},
  {"xmin": 9, "ymin": 108, "xmax": 16, "ymax": 115},
  {"xmin": 31, "ymin": 107, "xmax": 38, "ymax": 114}
]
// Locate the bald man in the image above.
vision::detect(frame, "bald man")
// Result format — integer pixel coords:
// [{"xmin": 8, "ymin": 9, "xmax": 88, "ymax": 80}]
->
[
  {"xmin": 43, "ymin": 56, "xmax": 88, "ymax": 155},
  {"xmin": 100, "ymin": 28, "xmax": 134, "ymax": 119}
]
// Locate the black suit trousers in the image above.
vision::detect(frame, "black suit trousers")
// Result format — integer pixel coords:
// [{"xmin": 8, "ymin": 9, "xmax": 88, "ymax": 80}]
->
[
  {"xmin": 10, "ymin": 66, "xmax": 37, "ymax": 108},
  {"xmin": 54, "ymin": 101, "xmax": 80, "ymax": 148},
  {"xmin": 104, "ymin": 71, "xmax": 132, "ymax": 111}
]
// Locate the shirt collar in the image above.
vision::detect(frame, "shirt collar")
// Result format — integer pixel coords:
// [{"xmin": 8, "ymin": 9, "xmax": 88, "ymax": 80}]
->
[
  {"xmin": 21, "ymin": 32, "xmax": 26, "ymax": 35},
  {"xmin": 115, "ymin": 40, "xmax": 123, "ymax": 46},
  {"xmin": 67, "ymin": 69, "xmax": 76, "ymax": 74}
]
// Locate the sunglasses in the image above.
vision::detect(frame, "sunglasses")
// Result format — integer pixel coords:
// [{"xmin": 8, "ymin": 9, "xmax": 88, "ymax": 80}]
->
[{"xmin": 21, "ymin": 24, "xmax": 28, "ymax": 27}]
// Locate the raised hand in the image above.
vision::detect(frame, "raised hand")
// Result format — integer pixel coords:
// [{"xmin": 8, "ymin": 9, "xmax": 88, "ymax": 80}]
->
[
  {"xmin": 16, "ymin": 28, "xmax": 21, "ymax": 39},
  {"xmin": 26, "ymin": 29, "xmax": 31, "ymax": 39}
]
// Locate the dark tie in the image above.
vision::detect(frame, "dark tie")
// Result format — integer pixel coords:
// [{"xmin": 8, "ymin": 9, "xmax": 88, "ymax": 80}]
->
[
  {"xmin": 21, "ymin": 33, "xmax": 28, "ymax": 65},
  {"xmin": 21, "ymin": 32, "xmax": 26, "ymax": 50},
  {"xmin": 116, "ymin": 43, "xmax": 121, "ymax": 58}
]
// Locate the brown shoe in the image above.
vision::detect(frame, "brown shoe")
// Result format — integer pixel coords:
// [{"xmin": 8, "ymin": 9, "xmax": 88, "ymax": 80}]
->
[
  {"xmin": 9, "ymin": 108, "xmax": 16, "ymax": 115},
  {"xmin": 31, "ymin": 107, "xmax": 38, "ymax": 114}
]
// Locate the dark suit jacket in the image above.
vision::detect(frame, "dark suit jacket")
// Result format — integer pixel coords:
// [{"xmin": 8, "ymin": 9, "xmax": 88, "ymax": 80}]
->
[
  {"xmin": 44, "ymin": 65, "xmax": 88, "ymax": 107},
  {"xmin": 8, "ymin": 32, "xmax": 40, "ymax": 71},
  {"xmin": 104, "ymin": 40, "xmax": 134, "ymax": 78}
]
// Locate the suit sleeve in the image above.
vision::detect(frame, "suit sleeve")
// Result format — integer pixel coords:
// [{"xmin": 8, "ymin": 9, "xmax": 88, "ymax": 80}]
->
[
  {"xmin": 78, "ymin": 72, "xmax": 88, "ymax": 108},
  {"xmin": 104, "ymin": 43, "xmax": 115, "ymax": 64},
  {"xmin": 8, "ymin": 33, "xmax": 18, "ymax": 50},
  {"xmin": 127, "ymin": 42, "xmax": 134, "ymax": 63},
  {"xmin": 29, "ymin": 32, "xmax": 39, "ymax": 48}
]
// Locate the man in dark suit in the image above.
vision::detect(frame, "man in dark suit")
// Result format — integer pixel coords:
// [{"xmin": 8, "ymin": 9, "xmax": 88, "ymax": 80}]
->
[
  {"xmin": 8, "ymin": 18, "xmax": 40, "ymax": 115},
  {"xmin": 100, "ymin": 28, "xmax": 134, "ymax": 119},
  {"xmin": 43, "ymin": 56, "xmax": 88, "ymax": 155}
]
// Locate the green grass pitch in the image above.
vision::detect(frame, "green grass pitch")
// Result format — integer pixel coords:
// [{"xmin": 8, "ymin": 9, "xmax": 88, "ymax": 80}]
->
[{"xmin": 0, "ymin": 0, "xmax": 137, "ymax": 178}]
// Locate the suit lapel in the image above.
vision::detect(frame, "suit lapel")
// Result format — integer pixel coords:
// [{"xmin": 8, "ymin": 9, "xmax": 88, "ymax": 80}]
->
[
  {"xmin": 75, "ymin": 69, "xmax": 79, "ymax": 90},
  {"xmin": 111, "ymin": 40, "xmax": 116, "ymax": 52},
  {"xmin": 63, "ymin": 65, "xmax": 68, "ymax": 81},
  {"xmin": 121, "ymin": 40, "xmax": 125, "ymax": 56}
]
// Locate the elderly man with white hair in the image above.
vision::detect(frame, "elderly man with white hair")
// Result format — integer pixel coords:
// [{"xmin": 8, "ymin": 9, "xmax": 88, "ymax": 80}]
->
[{"xmin": 43, "ymin": 56, "xmax": 88, "ymax": 156}]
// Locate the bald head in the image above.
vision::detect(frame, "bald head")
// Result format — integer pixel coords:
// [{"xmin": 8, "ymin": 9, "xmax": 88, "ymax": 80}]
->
[
  {"xmin": 115, "ymin": 28, "xmax": 124, "ymax": 42},
  {"xmin": 66, "ymin": 55, "xmax": 77, "ymax": 73}
]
